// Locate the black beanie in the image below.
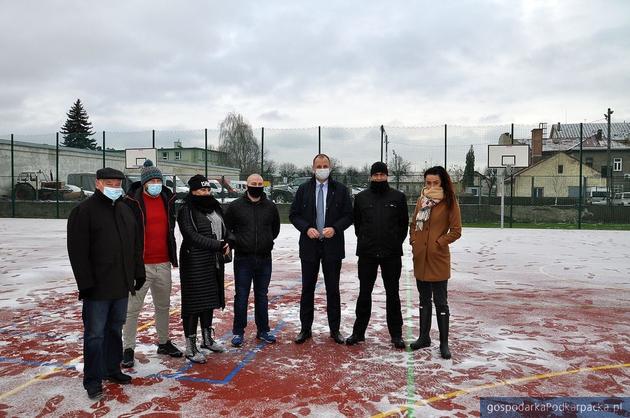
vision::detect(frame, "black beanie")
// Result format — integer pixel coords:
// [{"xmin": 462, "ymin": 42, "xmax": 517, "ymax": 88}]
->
[
  {"xmin": 370, "ymin": 161, "xmax": 388, "ymax": 176},
  {"xmin": 188, "ymin": 174, "xmax": 212, "ymax": 191}
]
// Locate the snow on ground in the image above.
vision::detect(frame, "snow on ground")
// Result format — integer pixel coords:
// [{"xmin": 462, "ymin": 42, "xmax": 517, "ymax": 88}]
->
[{"xmin": 0, "ymin": 219, "xmax": 629, "ymax": 417}]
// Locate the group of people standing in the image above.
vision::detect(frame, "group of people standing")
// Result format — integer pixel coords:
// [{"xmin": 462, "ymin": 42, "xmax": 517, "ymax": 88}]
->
[{"xmin": 67, "ymin": 155, "xmax": 461, "ymax": 401}]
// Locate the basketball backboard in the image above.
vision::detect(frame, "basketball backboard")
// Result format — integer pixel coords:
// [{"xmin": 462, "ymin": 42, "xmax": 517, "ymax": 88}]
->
[
  {"xmin": 125, "ymin": 148, "xmax": 157, "ymax": 169},
  {"xmin": 487, "ymin": 144, "xmax": 530, "ymax": 169}
]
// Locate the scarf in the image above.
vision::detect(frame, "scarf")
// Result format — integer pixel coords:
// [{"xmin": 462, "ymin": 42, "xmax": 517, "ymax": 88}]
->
[
  {"xmin": 188, "ymin": 194, "xmax": 221, "ymax": 214},
  {"xmin": 415, "ymin": 187, "xmax": 444, "ymax": 231}
]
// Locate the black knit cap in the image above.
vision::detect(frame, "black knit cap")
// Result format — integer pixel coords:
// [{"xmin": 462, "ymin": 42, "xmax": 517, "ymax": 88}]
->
[
  {"xmin": 370, "ymin": 161, "xmax": 388, "ymax": 176},
  {"xmin": 96, "ymin": 167, "xmax": 125, "ymax": 180},
  {"xmin": 188, "ymin": 174, "xmax": 212, "ymax": 191}
]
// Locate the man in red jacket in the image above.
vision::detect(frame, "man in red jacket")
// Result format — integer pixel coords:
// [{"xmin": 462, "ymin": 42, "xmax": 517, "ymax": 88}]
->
[{"xmin": 121, "ymin": 160, "xmax": 182, "ymax": 368}]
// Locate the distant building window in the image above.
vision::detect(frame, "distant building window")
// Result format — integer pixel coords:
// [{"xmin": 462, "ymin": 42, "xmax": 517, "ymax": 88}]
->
[
  {"xmin": 557, "ymin": 164, "xmax": 564, "ymax": 174},
  {"xmin": 533, "ymin": 187, "xmax": 544, "ymax": 198},
  {"xmin": 162, "ymin": 152, "xmax": 168, "ymax": 160},
  {"xmin": 585, "ymin": 157, "xmax": 593, "ymax": 168},
  {"xmin": 613, "ymin": 184, "xmax": 623, "ymax": 193},
  {"xmin": 175, "ymin": 151, "xmax": 181, "ymax": 161},
  {"xmin": 601, "ymin": 166, "xmax": 608, "ymax": 177},
  {"xmin": 613, "ymin": 158, "xmax": 622, "ymax": 172}
]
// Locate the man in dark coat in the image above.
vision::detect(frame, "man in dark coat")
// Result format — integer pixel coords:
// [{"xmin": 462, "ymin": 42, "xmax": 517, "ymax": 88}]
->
[
  {"xmin": 121, "ymin": 160, "xmax": 182, "ymax": 369},
  {"xmin": 224, "ymin": 173, "xmax": 281, "ymax": 347},
  {"xmin": 289, "ymin": 154, "xmax": 353, "ymax": 344},
  {"xmin": 67, "ymin": 167, "xmax": 145, "ymax": 400},
  {"xmin": 345, "ymin": 162, "xmax": 408, "ymax": 349}
]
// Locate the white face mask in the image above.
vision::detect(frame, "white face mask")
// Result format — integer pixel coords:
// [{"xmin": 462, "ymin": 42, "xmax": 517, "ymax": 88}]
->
[
  {"xmin": 315, "ymin": 168, "xmax": 330, "ymax": 181},
  {"xmin": 103, "ymin": 186, "xmax": 124, "ymax": 201}
]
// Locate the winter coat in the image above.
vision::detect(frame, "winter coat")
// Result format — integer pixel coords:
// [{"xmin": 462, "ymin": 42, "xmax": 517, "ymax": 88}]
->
[
  {"xmin": 67, "ymin": 189, "xmax": 146, "ymax": 300},
  {"xmin": 409, "ymin": 198, "xmax": 462, "ymax": 281},
  {"xmin": 289, "ymin": 176, "xmax": 353, "ymax": 261},
  {"xmin": 177, "ymin": 197, "xmax": 231, "ymax": 315},
  {"xmin": 224, "ymin": 193, "xmax": 280, "ymax": 257},
  {"xmin": 354, "ymin": 185, "xmax": 409, "ymax": 258},
  {"xmin": 124, "ymin": 181, "xmax": 178, "ymax": 267}
]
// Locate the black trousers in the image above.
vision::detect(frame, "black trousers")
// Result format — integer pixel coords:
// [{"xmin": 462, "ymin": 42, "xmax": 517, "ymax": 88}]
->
[
  {"xmin": 416, "ymin": 280, "xmax": 448, "ymax": 312},
  {"xmin": 182, "ymin": 310, "xmax": 214, "ymax": 337},
  {"xmin": 352, "ymin": 256, "xmax": 403, "ymax": 339},
  {"xmin": 299, "ymin": 254, "xmax": 342, "ymax": 333}
]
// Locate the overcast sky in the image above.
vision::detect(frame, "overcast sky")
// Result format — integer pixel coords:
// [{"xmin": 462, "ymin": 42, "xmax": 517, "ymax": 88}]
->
[{"xmin": 1, "ymin": 0, "xmax": 629, "ymax": 168}]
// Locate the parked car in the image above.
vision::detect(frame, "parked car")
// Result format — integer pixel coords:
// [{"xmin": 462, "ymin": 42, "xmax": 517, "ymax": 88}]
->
[
  {"xmin": 587, "ymin": 189, "xmax": 609, "ymax": 205},
  {"xmin": 270, "ymin": 176, "xmax": 311, "ymax": 203},
  {"xmin": 612, "ymin": 192, "xmax": 630, "ymax": 206}
]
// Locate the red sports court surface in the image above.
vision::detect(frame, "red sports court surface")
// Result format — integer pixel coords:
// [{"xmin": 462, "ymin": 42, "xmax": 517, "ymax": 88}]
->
[{"xmin": 0, "ymin": 219, "xmax": 628, "ymax": 417}]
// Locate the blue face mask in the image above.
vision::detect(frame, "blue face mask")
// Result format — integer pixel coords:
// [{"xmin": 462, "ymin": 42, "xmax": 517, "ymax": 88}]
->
[
  {"xmin": 103, "ymin": 186, "xmax": 124, "ymax": 201},
  {"xmin": 146, "ymin": 183, "xmax": 162, "ymax": 197}
]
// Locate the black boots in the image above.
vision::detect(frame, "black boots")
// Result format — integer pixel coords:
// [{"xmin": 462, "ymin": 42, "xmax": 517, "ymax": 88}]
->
[
  {"xmin": 436, "ymin": 308, "xmax": 451, "ymax": 359},
  {"xmin": 411, "ymin": 304, "xmax": 452, "ymax": 359},
  {"xmin": 410, "ymin": 304, "xmax": 432, "ymax": 350}
]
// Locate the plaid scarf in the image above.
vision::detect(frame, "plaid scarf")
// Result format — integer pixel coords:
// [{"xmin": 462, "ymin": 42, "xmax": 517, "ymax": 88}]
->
[{"xmin": 415, "ymin": 187, "xmax": 444, "ymax": 231}]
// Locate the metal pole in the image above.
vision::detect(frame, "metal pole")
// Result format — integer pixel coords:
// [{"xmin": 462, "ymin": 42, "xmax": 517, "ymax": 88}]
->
[
  {"xmin": 578, "ymin": 123, "xmax": 583, "ymax": 229},
  {"xmin": 385, "ymin": 134, "xmax": 389, "ymax": 165},
  {"xmin": 509, "ymin": 123, "xmax": 514, "ymax": 228},
  {"xmin": 102, "ymin": 131, "xmax": 106, "ymax": 168},
  {"xmin": 380, "ymin": 125, "xmax": 384, "ymax": 162},
  {"xmin": 10, "ymin": 133, "xmax": 15, "ymax": 217},
  {"xmin": 444, "ymin": 124, "xmax": 448, "ymax": 168},
  {"xmin": 606, "ymin": 108, "xmax": 613, "ymax": 206},
  {"xmin": 204, "ymin": 128, "xmax": 208, "ymax": 178},
  {"xmin": 56, "ymin": 132, "xmax": 60, "ymax": 219},
  {"xmin": 152, "ymin": 129, "xmax": 155, "ymax": 149},
  {"xmin": 318, "ymin": 126, "xmax": 321, "ymax": 154},
  {"xmin": 260, "ymin": 127, "xmax": 265, "ymax": 175}
]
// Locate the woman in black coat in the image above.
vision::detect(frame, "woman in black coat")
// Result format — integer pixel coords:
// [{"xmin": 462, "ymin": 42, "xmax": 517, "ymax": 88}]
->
[{"xmin": 177, "ymin": 175, "xmax": 232, "ymax": 363}]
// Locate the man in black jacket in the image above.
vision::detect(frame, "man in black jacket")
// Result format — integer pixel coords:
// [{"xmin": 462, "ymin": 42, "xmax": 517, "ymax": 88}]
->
[
  {"xmin": 224, "ymin": 173, "xmax": 280, "ymax": 347},
  {"xmin": 346, "ymin": 162, "xmax": 408, "ymax": 349},
  {"xmin": 67, "ymin": 167, "xmax": 146, "ymax": 400},
  {"xmin": 289, "ymin": 154, "xmax": 353, "ymax": 344},
  {"xmin": 121, "ymin": 160, "xmax": 182, "ymax": 368}
]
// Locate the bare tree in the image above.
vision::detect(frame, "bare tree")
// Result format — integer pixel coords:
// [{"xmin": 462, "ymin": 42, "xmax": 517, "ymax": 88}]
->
[
  {"xmin": 390, "ymin": 150, "xmax": 411, "ymax": 189},
  {"xmin": 483, "ymin": 167, "xmax": 498, "ymax": 197},
  {"xmin": 278, "ymin": 162, "xmax": 299, "ymax": 179},
  {"xmin": 550, "ymin": 173, "xmax": 567, "ymax": 206},
  {"xmin": 218, "ymin": 112, "xmax": 260, "ymax": 179}
]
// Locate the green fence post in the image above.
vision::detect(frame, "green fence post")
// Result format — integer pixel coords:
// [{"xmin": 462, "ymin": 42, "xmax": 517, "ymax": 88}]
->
[
  {"xmin": 56, "ymin": 132, "xmax": 60, "ymax": 219},
  {"xmin": 204, "ymin": 128, "xmax": 208, "ymax": 178},
  {"xmin": 102, "ymin": 131, "xmax": 106, "ymax": 168},
  {"xmin": 11, "ymin": 133, "xmax": 15, "ymax": 218},
  {"xmin": 578, "ymin": 123, "xmax": 583, "ymax": 229},
  {"xmin": 261, "ymin": 127, "xmax": 264, "ymax": 175}
]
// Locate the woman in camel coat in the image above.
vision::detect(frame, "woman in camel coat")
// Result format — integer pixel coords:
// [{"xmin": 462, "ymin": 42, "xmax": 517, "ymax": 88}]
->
[{"xmin": 409, "ymin": 166, "xmax": 461, "ymax": 358}]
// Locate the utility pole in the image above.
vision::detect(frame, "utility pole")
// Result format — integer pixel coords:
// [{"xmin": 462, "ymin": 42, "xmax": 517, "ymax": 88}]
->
[
  {"xmin": 604, "ymin": 107, "xmax": 613, "ymax": 205},
  {"xmin": 384, "ymin": 134, "xmax": 389, "ymax": 165}
]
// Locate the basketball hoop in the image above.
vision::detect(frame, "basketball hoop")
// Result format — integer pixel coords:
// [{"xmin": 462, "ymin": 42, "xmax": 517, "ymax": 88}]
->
[{"xmin": 487, "ymin": 144, "xmax": 530, "ymax": 229}]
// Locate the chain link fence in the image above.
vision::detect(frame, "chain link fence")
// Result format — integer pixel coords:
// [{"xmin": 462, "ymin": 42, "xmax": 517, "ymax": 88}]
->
[{"xmin": 2, "ymin": 123, "xmax": 629, "ymax": 227}]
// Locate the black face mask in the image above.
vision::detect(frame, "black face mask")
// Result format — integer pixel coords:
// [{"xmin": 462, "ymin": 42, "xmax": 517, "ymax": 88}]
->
[
  {"xmin": 247, "ymin": 186, "xmax": 264, "ymax": 199},
  {"xmin": 189, "ymin": 194, "xmax": 220, "ymax": 213},
  {"xmin": 370, "ymin": 180, "xmax": 389, "ymax": 193}
]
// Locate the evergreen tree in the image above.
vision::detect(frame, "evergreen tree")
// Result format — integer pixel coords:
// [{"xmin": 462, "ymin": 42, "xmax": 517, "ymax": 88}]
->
[
  {"xmin": 61, "ymin": 99, "xmax": 96, "ymax": 149},
  {"xmin": 463, "ymin": 145, "xmax": 475, "ymax": 187}
]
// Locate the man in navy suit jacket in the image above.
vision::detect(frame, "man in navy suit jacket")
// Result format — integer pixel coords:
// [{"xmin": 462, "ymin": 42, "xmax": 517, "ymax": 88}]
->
[{"xmin": 289, "ymin": 154, "xmax": 353, "ymax": 344}]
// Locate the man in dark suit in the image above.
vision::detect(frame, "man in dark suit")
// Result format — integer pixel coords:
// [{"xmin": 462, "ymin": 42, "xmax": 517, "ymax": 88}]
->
[{"xmin": 289, "ymin": 154, "xmax": 353, "ymax": 344}]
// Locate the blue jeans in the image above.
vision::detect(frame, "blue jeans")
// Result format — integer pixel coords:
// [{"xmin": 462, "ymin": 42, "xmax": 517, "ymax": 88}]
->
[
  {"xmin": 232, "ymin": 255, "xmax": 272, "ymax": 336},
  {"xmin": 82, "ymin": 297, "xmax": 128, "ymax": 389}
]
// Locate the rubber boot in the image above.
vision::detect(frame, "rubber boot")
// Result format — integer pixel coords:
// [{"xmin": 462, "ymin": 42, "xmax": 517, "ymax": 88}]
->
[
  {"xmin": 200, "ymin": 327, "xmax": 225, "ymax": 353},
  {"xmin": 436, "ymin": 307, "xmax": 451, "ymax": 359},
  {"xmin": 185, "ymin": 336, "xmax": 207, "ymax": 363},
  {"xmin": 410, "ymin": 304, "xmax": 432, "ymax": 350}
]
